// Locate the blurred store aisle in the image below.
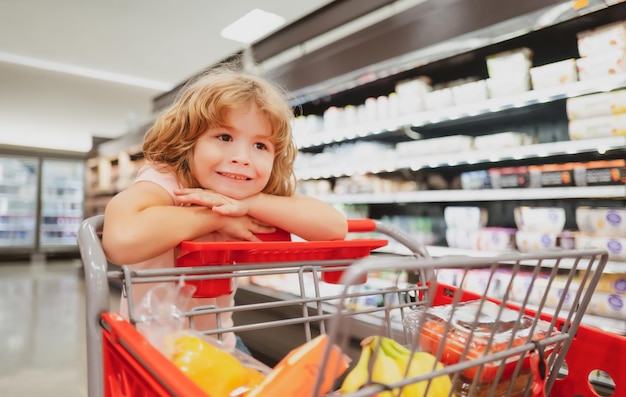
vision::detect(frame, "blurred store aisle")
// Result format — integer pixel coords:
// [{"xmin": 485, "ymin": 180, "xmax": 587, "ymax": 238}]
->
[{"xmin": 0, "ymin": 259, "xmax": 117, "ymax": 397}]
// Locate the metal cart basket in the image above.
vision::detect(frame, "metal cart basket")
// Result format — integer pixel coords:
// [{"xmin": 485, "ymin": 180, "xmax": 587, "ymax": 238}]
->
[{"xmin": 78, "ymin": 215, "xmax": 625, "ymax": 397}]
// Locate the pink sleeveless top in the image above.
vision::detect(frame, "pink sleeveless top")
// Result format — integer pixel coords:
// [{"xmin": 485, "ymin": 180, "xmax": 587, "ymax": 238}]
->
[{"xmin": 118, "ymin": 163, "xmax": 236, "ymax": 350}]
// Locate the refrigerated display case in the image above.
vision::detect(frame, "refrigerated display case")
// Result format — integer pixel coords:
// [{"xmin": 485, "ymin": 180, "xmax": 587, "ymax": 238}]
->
[
  {"xmin": 0, "ymin": 148, "xmax": 85, "ymax": 259},
  {"xmin": 0, "ymin": 155, "xmax": 38, "ymax": 251},
  {"xmin": 39, "ymin": 159, "xmax": 84, "ymax": 250}
]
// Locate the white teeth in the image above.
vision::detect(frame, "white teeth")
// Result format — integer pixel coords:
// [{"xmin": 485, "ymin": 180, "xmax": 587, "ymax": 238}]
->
[{"xmin": 219, "ymin": 172, "xmax": 248, "ymax": 180}]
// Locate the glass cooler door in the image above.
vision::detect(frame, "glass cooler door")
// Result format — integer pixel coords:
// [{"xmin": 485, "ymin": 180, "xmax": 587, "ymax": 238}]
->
[
  {"xmin": 39, "ymin": 159, "xmax": 84, "ymax": 249},
  {"xmin": 0, "ymin": 156, "xmax": 38, "ymax": 251}
]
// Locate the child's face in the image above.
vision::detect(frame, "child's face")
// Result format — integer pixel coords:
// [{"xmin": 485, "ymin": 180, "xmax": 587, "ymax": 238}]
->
[{"xmin": 191, "ymin": 103, "xmax": 275, "ymax": 199}]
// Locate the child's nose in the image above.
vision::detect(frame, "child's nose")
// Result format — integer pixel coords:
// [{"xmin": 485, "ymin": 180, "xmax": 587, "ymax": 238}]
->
[{"xmin": 229, "ymin": 145, "xmax": 251, "ymax": 165}]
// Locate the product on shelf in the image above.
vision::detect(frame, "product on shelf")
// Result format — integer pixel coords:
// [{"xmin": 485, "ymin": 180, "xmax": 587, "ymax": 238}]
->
[
  {"xmin": 486, "ymin": 47, "xmax": 533, "ymax": 98},
  {"xmin": 576, "ymin": 206, "xmax": 626, "ymax": 236},
  {"xmin": 472, "ymin": 131, "xmax": 532, "ymax": 151},
  {"xmin": 424, "ymin": 87, "xmax": 454, "ymax": 111},
  {"xmin": 460, "ymin": 170, "xmax": 491, "ymax": 190},
  {"xmin": 534, "ymin": 273, "xmax": 626, "ymax": 320},
  {"xmin": 591, "ymin": 273, "xmax": 626, "ymax": 295},
  {"xmin": 576, "ymin": 20, "xmax": 626, "ymax": 81},
  {"xmin": 476, "ymin": 227, "xmax": 517, "ymax": 251},
  {"xmin": 488, "ymin": 166, "xmax": 529, "ymax": 189},
  {"xmin": 514, "ymin": 206, "xmax": 566, "ymax": 234},
  {"xmin": 395, "ymin": 135, "xmax": 474, "ymax": 156},
  {"xmin": 577, "ymin": 20, "xmax": 626, "ymax": 58},
  {"xmin": 395, "ymin": 76, "xmax": 432, "ymax": 115},
  {"xmin": 445, "ymin": 228, "xmax": 479, "ymax": 250},
  {"xmin": 529, "ymin": 58, "xmax": 579, "ymax": 90},
  {"xmin": 443, "ymin": 206, "xmax": 487, "ymax": 250},
  {"xmin": 575, "ymin": 205, "xmax": 626, "ymax": 262},
  {"xmin": 450, "ymin": 79, "xmax": 489, "ymax": 106},
  {"xmin": 444, "ymin": 206, "xmax": 487, "ymax": 229},
  {"xmin": 586, "ymin": 292, "xmax": 626, "ymax": 320},
  {"xmin": 575, "ymin": 50, "xmax": 626, "ymax": 81},
  {"xmin": 566, "ymin": 89, "xmax": 626, "ymax": 120},
  {"xmin": 515, "ymin": 231, "xmax": 558, "ymax": 253},
  {"xmin": 528, "ymin": 163, "xmax": 575, "ymax": 188},
  {"xmin": 575, "ymin": 234, "xmax": 626, "ymax": 261},
  {"xmin": 573, "ymin": 160, "xmax": 626, "ymax": 186}
]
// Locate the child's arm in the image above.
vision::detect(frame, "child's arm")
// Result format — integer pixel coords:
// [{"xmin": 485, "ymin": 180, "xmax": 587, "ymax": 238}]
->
[
  {"xmin": 102, "ymin": 181, "xmax": 274, "ymax": 264},
  {"xmin": 244, "ymin": 193, "xmax": 348, "ymax": 241},
  {"xmin": 175, "ymin": 189, "xmax": 348, "ymax": 241}
]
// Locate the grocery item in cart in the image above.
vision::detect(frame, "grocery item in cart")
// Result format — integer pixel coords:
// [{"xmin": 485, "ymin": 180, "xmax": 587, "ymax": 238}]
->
[
  {"xmin": 404, "ymin": 300, "xmax": 559, "ymax": 385},
  {"xmin": 247, "ymin": 334, "xmax": 349, "ymax": 397},
  {"xmin": 340, "ymin": 335, "xmax": 452, "ymax": 397},
  {"xmin": 168, "ymin": 333, "xmax": 266, "ymax": 397}
]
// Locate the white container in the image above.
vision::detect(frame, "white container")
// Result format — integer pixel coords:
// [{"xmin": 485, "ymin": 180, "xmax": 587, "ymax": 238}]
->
[
  {"xmin": 514, "ymin": 206, "xmax": 566, "ymax": 234},
  {"xmin": 445, "ymin": 227, "xmax": 479, "ymax": 250},
  {"xmin": 515, "ymin": 231, "xmax": 558, "ymax": 253},
  {"xmin": 575, "ymin": 234, "xmax": 626, "ymax": 261},
  {"xmin": 444, "ymin": 206, "xmax": 488, "ymax": 229},
  {"xmin": 476, "ymin": 227, "xmax": 517, "ymax": 251},
  {"xmin": 576, "ymin": 207, "xmax": 626, "ymax": 237}
]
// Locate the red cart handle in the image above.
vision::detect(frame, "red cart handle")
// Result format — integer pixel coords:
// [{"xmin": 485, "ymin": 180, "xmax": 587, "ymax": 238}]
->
[{"xmin": 347, "ymin": 218, "xmax": 377, "ymax": 233}]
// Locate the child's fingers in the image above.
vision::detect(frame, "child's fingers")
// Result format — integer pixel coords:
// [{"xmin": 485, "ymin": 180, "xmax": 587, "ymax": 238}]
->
[{"xmin": 250, "ymin": 223, "xmax": 276, "ymax": 234}]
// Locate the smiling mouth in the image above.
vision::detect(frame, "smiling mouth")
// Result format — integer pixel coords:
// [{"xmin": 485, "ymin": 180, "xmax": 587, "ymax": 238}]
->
[{"xmin": 218, "ymin": 171, "xmax": 251, "ymax": 180}]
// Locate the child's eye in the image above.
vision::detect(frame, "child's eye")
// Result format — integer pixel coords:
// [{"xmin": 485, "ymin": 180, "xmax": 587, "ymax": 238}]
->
[
  {"xmin": 253, "ymin": 142, "xmax": 267, "ymax": 150},
  {"xmin": 217, "ymin": 134, "xmax": 232, "ymax": 142}
]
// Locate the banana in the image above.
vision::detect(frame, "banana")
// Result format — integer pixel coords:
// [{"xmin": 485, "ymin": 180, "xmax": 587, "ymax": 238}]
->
[
  {"xmin": 340, "ymin": 335, "xmax": 403, "ymax": 396},
  {"xmin": 379, "ymin": 336, "xmax": 452, "ymax": 397}
]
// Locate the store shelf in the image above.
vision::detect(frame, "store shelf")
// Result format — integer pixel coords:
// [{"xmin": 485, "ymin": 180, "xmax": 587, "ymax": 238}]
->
[
  {"xmin": 295, "ymin": 74, "xmax": 626, "ymax": 149},
  {"xmin": 377, "ymin": 244, "xmax": 626, "ymax": 273},
  {"xmin": 316, "ymin": 185, "xmax": 625, "ymax": 204},
  {"xmin": 296, "ymin": 136, "xmax": 626, "ymax": 179}
]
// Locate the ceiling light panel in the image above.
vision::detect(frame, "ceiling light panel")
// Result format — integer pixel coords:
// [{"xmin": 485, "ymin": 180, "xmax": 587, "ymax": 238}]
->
[{"xmin": 221, "ymin": 9, "xmax": 286, "ymax": 44}]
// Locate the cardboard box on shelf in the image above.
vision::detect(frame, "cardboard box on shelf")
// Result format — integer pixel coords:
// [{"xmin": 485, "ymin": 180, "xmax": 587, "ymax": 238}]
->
[
  {"xmin": 451, "ymin": 79, "xmax": 489, "ymax": 106},
  {"xmin": 573, "ymin": 160, "xmax": 626, "ymax": 187},
  {"xmin": 566, "ymin": 89, "xmax": 626, "ymax": 120},
  {"xmin": 472, "ymin": 131, "xmax": 532, "ymax": 151},
  {"xmin": 530, "ymin": 58, "xmax": 578, "ymax": 90},
  {"xmin": 576, "ymin": 49, "xmax": 626, "ymax": 81},
  {"xmin": 486, "ymin": 48, "xmax": 533, "ymax": 78},
  {"xmin": 568, "ymin": 113, "xmax": 626, "ymax": 139},
  {"xmin": 528, "ymin": 163, "xmax": 575, "ymax": 188},
  {"xmin": 489, "ymin": 166, "xmax": 529, "ymax": 189},
  {"xmin": 577, "ymin": 20, "xmax": 626, "ymax": 57}
]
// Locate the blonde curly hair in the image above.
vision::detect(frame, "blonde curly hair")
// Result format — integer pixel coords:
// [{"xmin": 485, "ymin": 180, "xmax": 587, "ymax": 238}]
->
[{"xmin": 143, "ymin": 65, "xmax": 297, "ymax": 196}]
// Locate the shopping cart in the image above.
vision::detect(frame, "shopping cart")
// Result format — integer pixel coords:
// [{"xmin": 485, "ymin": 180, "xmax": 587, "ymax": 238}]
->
[{"xmin": 78, "ymin": 215, "xmax": 625, "ymax": 397}]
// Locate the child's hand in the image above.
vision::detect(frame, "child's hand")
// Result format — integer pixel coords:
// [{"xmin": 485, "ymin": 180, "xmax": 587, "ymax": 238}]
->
[
  {"xmin": 174, "ymin": 188, "xmax": 248, "ymax": 216},
  {"xmin": 218, "ymin": 216, "xmax": 275, "ymax": 241}
]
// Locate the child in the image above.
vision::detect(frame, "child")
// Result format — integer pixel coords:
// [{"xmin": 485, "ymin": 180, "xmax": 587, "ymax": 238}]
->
[{"xmin": 101, "ymin": 64, "xmax": 348, "ymax": 351}]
